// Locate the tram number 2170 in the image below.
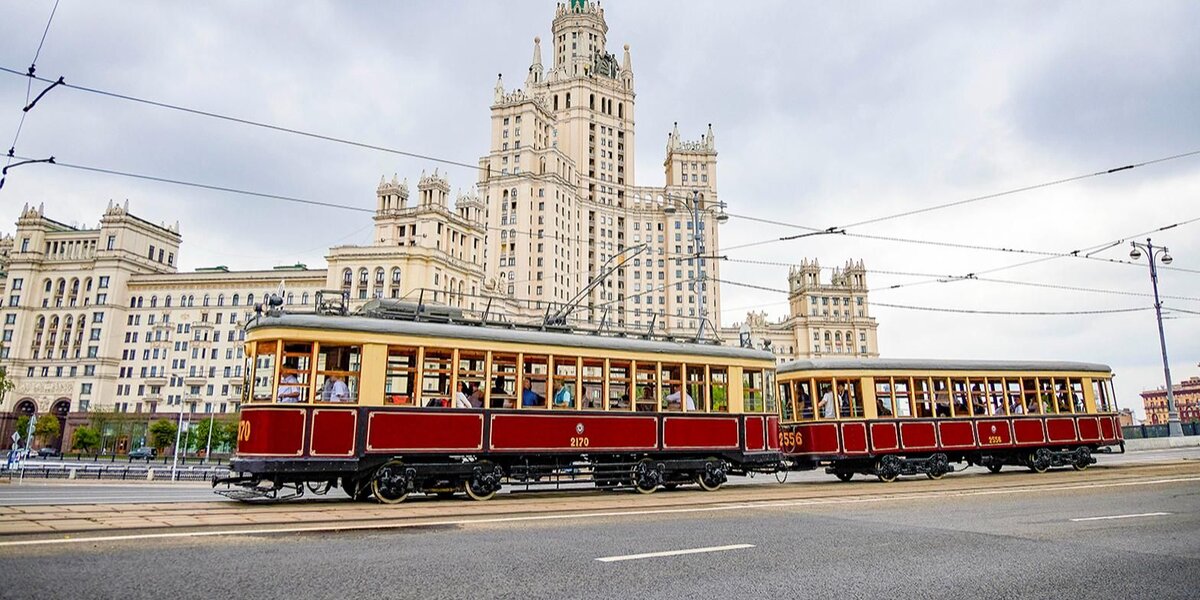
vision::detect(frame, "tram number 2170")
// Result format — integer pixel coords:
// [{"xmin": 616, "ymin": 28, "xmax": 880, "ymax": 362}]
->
[
  {"xmin": 237, "ymin": 420, "xmax": 252, "ymax": 442},
  {"xmin": 569, "ymin": 437, "xmax": 590, "ymax": 448}
]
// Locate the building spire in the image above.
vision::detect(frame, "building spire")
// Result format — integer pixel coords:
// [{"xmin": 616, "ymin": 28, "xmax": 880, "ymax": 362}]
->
[
  {"xmin": 706, "ymin": 123, "xmax": 715, "ymax": 151},
  {"xmin": 494, "ymin": 73, "xmax": 504, "ymax": 103},
  {"xmin": 622, "ymin": 43, "xmax": 632, "ymax": 72},
  {"xmin": 527, "ymin": 37, "xmax": 544, "ymax": 87}
]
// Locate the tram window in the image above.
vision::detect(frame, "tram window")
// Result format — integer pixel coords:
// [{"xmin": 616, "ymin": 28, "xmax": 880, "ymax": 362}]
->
[
  {"xmin": 490, "ymin": 353, "xmax": 518, "ymax": 408},
  {"xmin": 457, "ymin": 352, "xmax": 487, "ymax": 408},
  {"xmin": 780, "ymin": 381, "xmax": 794, "ymax": 420},
  {"xmin": 315, "ymin": 344, "xmax": 360, "ymax": 403},
  {"xmin": 635, "ymin": 363, "xmax": 658, "ymax": 412},
  {"xmin": 421, "ymin": 349, "xmax": 453, "ymax": 407},
  {"xmin": 950, "ymin": 379, "xmax": 969, "ymax": 417},
  {"xmin": 709, "ymin": 367, "xmax": 728, "ymax": 413},
  {"xmin": 894, "ymin": 378, "xmax": 912, "ymax": 417},
  {"xmin": 914, "ymin": 378, "xmax": 933, "ymax": 418},
  {"xmin": 385, "ymin": 346, "xmax": 418, "ymax": 405},
  {"xmin": 582, "ymin": 360, "xmax": 604, "ymax": 409},
  {"xmin": 743, "ymin": 369, "xmax": 765, "ymax": 412},
  {"xmin": 251, "ymin": 341, "xmax": 277, "ymax": 402},
  {"xmin": 933, "ymin": 379, "xmax": 951, "ymax": 417},
  {"xmin": 1070, "ymin": 379, "xmax": 1086, "ymax": 413},
  {"xmin": 1038, "ymin": 379, "xmax": 1056, "ymax": 414},
  {"xmin": 764, "ymin": 370, "xmax": 777, "ymax": 414},
  {"xmin": 1023, "ymin": 378, "xmax": 1040, "ymax": 414},
  {"xmin": 844, "ymin": 379, "xmax": 863, "ymax": 418},
  {"xmin": 608, "ymin": 361, "xmax": 632, "ymax": 410},
  {"xmin": 278, "ymin": 342, "xmax": 313, "ymax": 403},
  {"xmin": 552, "ymin": 357, "xmax": 579, "ymax": 409},
  {"xmin": 1006, "ymin": 379, "xmax": 1024, "ymax": 415},
  {"xmin": 987, "ymin": 379, "xmax": 1006, "ymax": 416},
  {"xmin": 875, "ymin": 380, "xmax": 893, "ymax": 417},
  {"xmin": 969, "ymin": 378, "xmax": 986, "ymax": 416},
  {"xmin": 796, "ymin": 380, "xmax": 814, "ymax": 420},
  {"xmin": 1092, "ymin": 379, "xmax": 1111, "ymax": 412},
  {"xmin": 661, "ymin": 364, "xmax": 684, "ymax": 411},
  {"xmin": 1053, "ymin": 378, "xmax": 1071, "ymax": 413},
  {"xmin": 686, "ymin": 365, "xmax": 705, "ymax": 412},
  {"xmin": 815, "ymin": 380, "xmax": 834, "ymax": 419},
  {"xmin": 522, "ymin": 355, "xmax": 549, "ymax": 409}
]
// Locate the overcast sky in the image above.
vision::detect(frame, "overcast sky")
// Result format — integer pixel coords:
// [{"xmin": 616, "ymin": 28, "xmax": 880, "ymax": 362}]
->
[{"xmin": 1, "ymin": 1, "xmax": 1197, "ymax": 420}]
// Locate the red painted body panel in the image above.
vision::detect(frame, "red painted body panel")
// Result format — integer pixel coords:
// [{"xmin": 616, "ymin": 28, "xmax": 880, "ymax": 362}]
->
[
  {"xmin": 840, "ymin": 422, "xmax": 869, "ymax": 455},
  {"xmin": 976, "ymin": 420, "xmax": 1013, "ymax": 448},
  {"xmin": 795, "ymin": 422, "xmax": 840, "ymax": 454},
  {"xmin": 745, "ymin": 416, "xmax": 766, "ymax": 452},
  {"xmin": 1076, "ymin": 417, "xmax": 1101, "ymax": 442},
  {"xmin": 491, "ymin": 414, "xmax": 659, "ymax": 452},
  {"xmin": 1099, "ymin": 416, "xmax": 1117, "ymax": 441},
  {"xmin": 237, "ymin": 406, "xmax": 306, "ymax": 457},
  {"xmin": 765, "ymin": 416, "xmax": 781, "ymax": 451},
  {"xmin": 1046, "ymin": 418, "xmax": 1078, "ymax": 443},
  {"xmin": 899, "ymin": 421, "xmax": 938, "ymax": 451},
  {"xmin": 938, "ymin": 421, "xmax": 977, "ymax": 450},
  {"xmin": 869, "ymin": 422, "xmax": 899, "ymax": 452},
  {"xmin": 663, "ymin": 416, "xmax": 740, "ymax": 450},
  {"xmin": 366, "ymin": 411, "xmax": 484, "ymax": 452},
  {"xmin": 1012, "ymin": 418, "xmax": 1046, "ymax": 445},
  {"xmin": 309, "ymin": 408, "xmax": 357, "ymax": 457}
]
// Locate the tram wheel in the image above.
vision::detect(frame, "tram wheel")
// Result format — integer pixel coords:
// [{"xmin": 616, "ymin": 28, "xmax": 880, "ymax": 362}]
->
[
  {"xmin": 631, "ymin": 458, "xmax": 664, "ymax": 494},
  {"xmin": 875, "ymin": 455, "xmax": 901, "ymax": 483},
  {"xmin": 986, "ymin": 463, "xmax": 1003, "ymax": 474},
  {"xmin": 695, "ymin": 458, "xmax": 727, "ymax": 492},
  {"xmin": 834, "ymin": 471, "xmax": 854, "ymax": 482},
  {"xmin": 371, "ymin": 460, "xmax": 412, "ymax": 504},
  {"xmin": 464, "ymin": 461, "xmax": 502, "ymax": 501},
  {"xmin": 1027, "ymin": 449, "xmax": 1051, "ymax": 474},
  {"xmin": 925, "ymin": 453, "xmax": 950, "ymax": 480},
  {"xmin": 306, "ymin": 480, "xmax": 334, "ymax": 495},
  {"xmin": 1071, "ymin": 446, "xmax": 1092, "ymax": 471}
]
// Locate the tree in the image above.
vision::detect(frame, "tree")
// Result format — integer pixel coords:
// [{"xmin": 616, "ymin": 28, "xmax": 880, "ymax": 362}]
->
[
  {"xmin": 188, "ymin": 418, "xmax": 236, "ymax": 454},
  {"xmin": 71, "ymin": 426, "xmax": 101, "ymax": 452},
  {"xmin": 148, "ymin": 419, "xmax": 178, "ymax": 451},
  {"xmin": 34, "ymin": 416, "xmax": 60, "ymax": 446},
  {"xmin": 14, "ymin": 415, "xmax": 31, "ymax": 444}
]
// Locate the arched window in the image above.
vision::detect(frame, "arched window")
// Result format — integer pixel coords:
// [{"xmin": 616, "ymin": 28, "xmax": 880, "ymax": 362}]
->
[
  {"xmin": 130, "ymin": 297, "xmax": 138, "ymax": 308},
  {"xmin": 217, "ymin": 294, "xmax": 225, "ymax": 306},
  {"xmin": 589, "ymin": 93, "xmax": 595, "ymax": 109},
  {"xmin": 286, "ymin": 292, "xmax": 294, "ymax": 305},
  {"xmin": 203, "ymin": 294, "xmax": 210, "ymax": 307},
  {"xmin": 136, "ymin": 296, "xmax": 143, "ymax": 308},
  {"xmin": 342, "ymin": 268, "xmax": 352, "ymax": 286},
  {"xmin": 232, "ymin": 293, "xmax": 239, "ymax": 306},
  {"xmin": 391, "ymin": 268, "xmax": 401, "ymax": 284},
  {"xmin": 301, "ymin": 292, "xmax": 309, "ymax": 305},
  {"xmin": 618, "ymin": 102, "xmax": 623, "ymax": 118},
  {"xmin": 247, "ymin": 293, "xmax": 255, "ymax": 306},
  {"xmin": 150, "ymin": 295, "xmax": 157, "ymax": 308},
  {"xmin": 374, "ymin": 268, "xmax": 384, "ymax": 285},
  {"xmin": 188, "ymin": 295, "xmax": 195, "ymax": 307},
  {"xmin": 823, "ymin": 331, "xmax": 831, "ymax": 341},
  {"xmin": 358, "ymin": 268, "xmax": 368, "ymax": 285},
  {"xmin": 165, "ymin": 295, "xmax": 172, "ymax": 307}
]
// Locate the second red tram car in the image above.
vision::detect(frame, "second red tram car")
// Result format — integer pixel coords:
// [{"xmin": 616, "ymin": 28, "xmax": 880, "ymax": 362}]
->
[{"xmin": 776, "ymin": 359, "xmax": 1124, "ymax": 481}]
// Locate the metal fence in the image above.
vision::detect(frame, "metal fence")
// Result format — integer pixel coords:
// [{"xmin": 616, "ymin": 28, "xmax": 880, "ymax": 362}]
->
[
  {"xmin": 1122, "ymin": 423, "xmax": 1200, "ymax": 439},
  {"xmin": 0, "ymin": 463, "xmax": 231, "ymax": 482},
  {"xmin": 31, "ymin": 453, "xmax": 229, "ymax": 466}
]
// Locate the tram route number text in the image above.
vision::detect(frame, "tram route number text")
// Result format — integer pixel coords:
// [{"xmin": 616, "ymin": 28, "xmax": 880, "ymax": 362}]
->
[
  {"xmin": 778, "ymin": 431, "xmax": 804, "ymax": 447},
  {"xmin": 570, "ymin": 436, "xmax": 590, "ymax": 448},
  {"xmin": 986, "ymin": 435, "xmax": 1003, "ymax": 444},
  {"xmin": 237, "ymin": 420, "xmax": 252, "ymax": 442}
]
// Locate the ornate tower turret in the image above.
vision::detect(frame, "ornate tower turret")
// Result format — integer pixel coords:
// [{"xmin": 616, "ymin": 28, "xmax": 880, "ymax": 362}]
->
[
  {"xmin": 417, "ymin": 169, "xmax": 451, "ymax": 208},
  {"xmin": 526, "ymin": 37, "xmax": 544, "ymax": 88}
]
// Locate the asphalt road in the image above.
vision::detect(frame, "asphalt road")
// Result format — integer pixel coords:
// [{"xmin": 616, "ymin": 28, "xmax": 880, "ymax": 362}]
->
[
  {"xmin": 0, "ymin": 466, "xmax": 1196, "ymax": 600},
  {"xmin": 1, "ymin": 446, "xmax": 1197, "ymax": 506}
]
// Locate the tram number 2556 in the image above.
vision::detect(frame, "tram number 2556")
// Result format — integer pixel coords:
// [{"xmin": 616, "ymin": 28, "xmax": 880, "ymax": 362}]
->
[
  {"xmin": 569, "ymin": 437, "xmax": 590, "ymax": 448},
  {"xmin": 779, "ymin": 431, "xmax": 804, "ymax": 447},
  {"xmin": 986, "ymin": 435, "xmax": 1003, "ymax": 444},
  {"xmin": 237, "ymin": 420, "xmax": 252, "ymax": 442}
]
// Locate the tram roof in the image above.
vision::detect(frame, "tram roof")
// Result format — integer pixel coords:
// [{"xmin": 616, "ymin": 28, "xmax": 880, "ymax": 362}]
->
[
  {"xmin": 777, "ymin": 358, "xmax": 1112, "ymax": 374},
  {"xmin": 248, "ymin": 313, "xmax": 777, "ymax": 362}
]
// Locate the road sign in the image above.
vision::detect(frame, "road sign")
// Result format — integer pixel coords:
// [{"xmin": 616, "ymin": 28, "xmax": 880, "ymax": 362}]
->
[{"xmin": 10, "ymin": 432, "xmax": 18, "ymax": 443}]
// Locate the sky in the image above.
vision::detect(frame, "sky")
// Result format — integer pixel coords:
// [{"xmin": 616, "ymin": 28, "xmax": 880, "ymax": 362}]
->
[{"xmin": 1, "ymin": 1, "xmax": 1197, "ymax": 420}]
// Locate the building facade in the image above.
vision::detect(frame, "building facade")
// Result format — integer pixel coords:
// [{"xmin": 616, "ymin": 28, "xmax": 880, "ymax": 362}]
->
[
  {"xmin": 1141, "ymin": 366, "xmax": 1200, "ymax": 425},
  {"xmin": 721, "ymin": 259, "xmax": 880, "ymax": 363}
]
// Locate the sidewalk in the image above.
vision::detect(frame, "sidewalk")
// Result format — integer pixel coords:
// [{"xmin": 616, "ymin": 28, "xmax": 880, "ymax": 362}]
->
[{"xmin": 1125, "ymin": 436, "xmax": 1200, "ymax": 451}]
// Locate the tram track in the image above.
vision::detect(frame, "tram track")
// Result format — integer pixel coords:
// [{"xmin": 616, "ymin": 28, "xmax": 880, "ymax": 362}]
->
[{"xmin": 0, "ymin": 460, "xmax": 1197, "ymax": 544}]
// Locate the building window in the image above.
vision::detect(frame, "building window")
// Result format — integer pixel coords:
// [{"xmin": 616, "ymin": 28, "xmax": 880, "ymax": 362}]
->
[{"xmin": 98, "ymin": 276, "xmax": 110, "ymax": 289}]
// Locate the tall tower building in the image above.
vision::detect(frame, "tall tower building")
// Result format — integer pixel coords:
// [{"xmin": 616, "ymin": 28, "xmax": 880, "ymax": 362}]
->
[{"xmin": 479, "ymin": 0, "xmax": 724, "ymax": 333}]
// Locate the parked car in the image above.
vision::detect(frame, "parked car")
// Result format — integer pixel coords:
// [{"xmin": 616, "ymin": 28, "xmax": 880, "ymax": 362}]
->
[
  {"xmin": 129, "ymin": 447, "xmax": 157, "ymax": 460},
  {"xmin": 37, "ymin": 447, "xmax": 60, "ymax": 458}
]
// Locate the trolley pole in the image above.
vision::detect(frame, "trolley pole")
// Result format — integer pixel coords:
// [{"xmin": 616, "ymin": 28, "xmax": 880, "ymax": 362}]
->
[{"xmin": 1130, "ymin": 238, "xmax": 1182, "ymax": 437}]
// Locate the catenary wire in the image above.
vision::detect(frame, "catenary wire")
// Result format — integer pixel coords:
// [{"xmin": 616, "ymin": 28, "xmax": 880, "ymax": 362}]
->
[{"xmin": 4, "ymin": 0, "xmax": 62, "ymax": 170}]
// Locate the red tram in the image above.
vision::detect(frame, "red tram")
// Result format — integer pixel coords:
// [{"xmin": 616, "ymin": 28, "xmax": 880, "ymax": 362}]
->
[
  {"xmin": 219, "ymin": 307, "xmax": 782, "ymax": 502},
  {"xmin": 776, "ymin": 359, "xmax": 1124, "ymax": 481}
]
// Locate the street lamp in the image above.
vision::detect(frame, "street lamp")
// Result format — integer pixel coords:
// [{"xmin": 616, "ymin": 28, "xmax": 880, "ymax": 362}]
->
[
  {"xmin": 1129, "ymin": 238, "xmax": 1182, "ymax": 437},
  {"xmin": 663, "ymin": 191, "xmax": 728, "ymax": 335}
]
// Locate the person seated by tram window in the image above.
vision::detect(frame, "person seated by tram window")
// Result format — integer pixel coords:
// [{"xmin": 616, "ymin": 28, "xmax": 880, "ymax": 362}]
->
[
  {"xmin": 521, "ymin": 378, "xmax": 544, "ymax": 407},
  {"xmin": 612, "ymin": 393, "xmax": 630, "ymax": 409},
  {"xmin": 837, "ymin": 384, "xmax": 852, "ymax": 417},
  {"xmin": 876, "ymin": 398, "xmax": 893, "ymax": 417},
  {"xmin": 553, "ymin": 381, "xmax": 574, "ymax": 407},
  {"xmin": 636, "ymin": 386, "xmax": 656, "ymax": 412},
  {"xmin": 1009, "ymin": 399, "xmax": 1025, "ymax": 415},
  {"xmin": 818, "ymin": 386, "xmax": 836, "ymax": 419},
  {"xmin": 664, "ymin": 384, "xmax": 696, "ymax": 411},
  {"xmin": 467, "ymin": 381, "xmax": 485, "ymax": 408},
  {"xmin": 453, "ymin": 383, "xmax": 472, "ymax": 409},
  {"xmin": 278, "ymin": 360, "xmax": 303, "ymax": 403},
  {"xmin": 320, "ymin": 374, "xmax": 350, "ymax": 402}
]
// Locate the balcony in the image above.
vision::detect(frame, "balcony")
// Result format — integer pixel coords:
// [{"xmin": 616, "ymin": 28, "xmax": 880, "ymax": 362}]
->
[{"xmin": 145, "ymin": 376, "xmax": 168, "ymax": 387}]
